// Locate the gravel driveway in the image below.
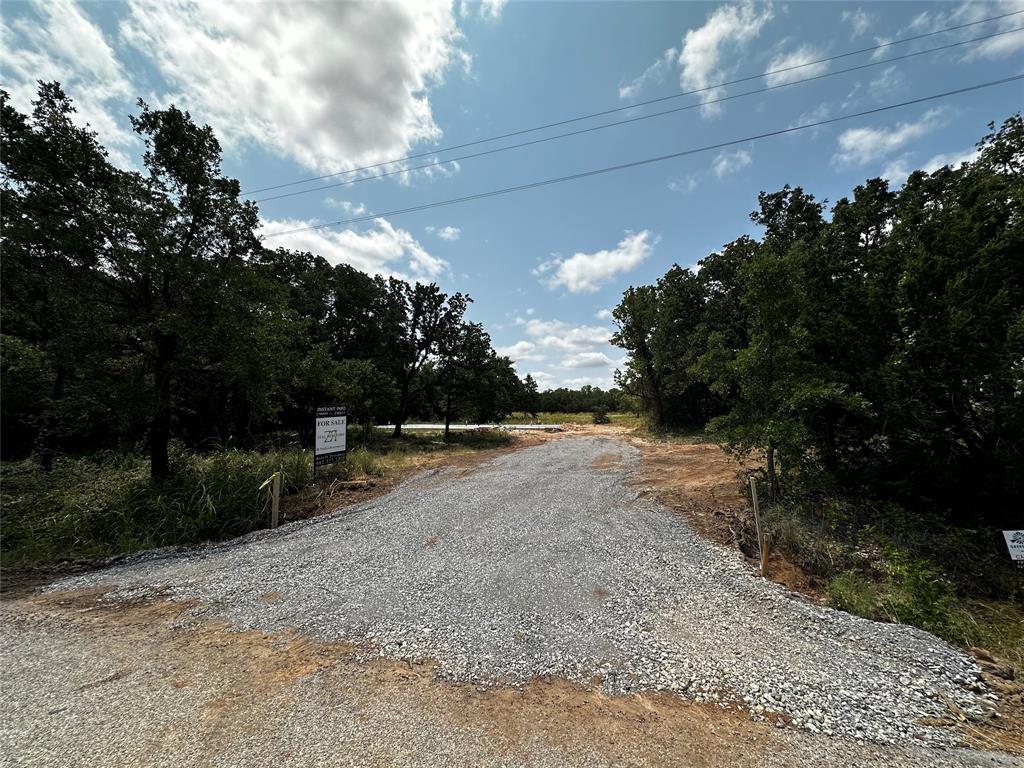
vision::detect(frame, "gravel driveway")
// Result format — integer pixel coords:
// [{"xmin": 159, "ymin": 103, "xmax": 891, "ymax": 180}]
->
[{"xmin": 3, "ymin": 436, "xmax": 1018, "ymax": 767}]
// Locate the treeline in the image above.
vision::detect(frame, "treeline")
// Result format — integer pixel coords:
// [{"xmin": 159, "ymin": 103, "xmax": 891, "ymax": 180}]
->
[
  {"xmin": 521, "ymin": 380, "xmax": 628, "ymax": 416},
  {"xmin": 612, "ymin": 114, "xmax": 1023, "ymax": 528},
  {"xmin": 0, "ymin": 84, "xmax": 525, "ymax": 480}
]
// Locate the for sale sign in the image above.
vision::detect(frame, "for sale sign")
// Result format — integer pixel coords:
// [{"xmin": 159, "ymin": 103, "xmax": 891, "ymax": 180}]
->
[
  {"xmin": 315, "ymin": 405, "xmax": 347, "ymax": 467},
  {"xmin": 1003, "ymin": 531, "xmax": 1024, "ymax": 571}
]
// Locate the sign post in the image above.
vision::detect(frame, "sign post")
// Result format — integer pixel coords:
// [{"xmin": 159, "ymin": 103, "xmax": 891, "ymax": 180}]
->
[
  {"xmin": 314, "ymin": 405, "xmax": 347, "ymax": 479},
  {"xmin": 1003, "ymin": 531, "xmax": 1024, "ymax": 571},
  {"xmin": 750, "ymin": 476, "xmax": 768, "ymax": 577}
]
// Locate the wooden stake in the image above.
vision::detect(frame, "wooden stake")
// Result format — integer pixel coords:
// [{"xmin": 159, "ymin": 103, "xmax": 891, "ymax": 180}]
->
[
  {"xmin": 750, "ymin": 476, "xmax": 768, "ymax": 577},
  {"xmin": 270, "ymin": 471, "xmax": 281, "ymax": 529}
]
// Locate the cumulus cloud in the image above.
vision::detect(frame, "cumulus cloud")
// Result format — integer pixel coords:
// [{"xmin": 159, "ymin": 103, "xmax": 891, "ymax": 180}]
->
[
  {"xmin": 504, "ymin": 315, "xmax": 620, "ymax": 387},
  {"xmin": 841, "ymin": 8, "xmax": 873, "ymax": 37},
  {"xmin": 561, "ymin": 352, "xmax": 617, "ymax": 369},
  {"xmin": 713, "ymin": 147, "xmax": 752, "ymax": 177},
  {"xmin": 677, "ymin": 1, "xmax": 775, "ymax": 117},
  {"xmin": 538, "ymin": 231, "xmax": 654, "ymax": 293},
  {"xmin": 881, "ymin": 147, "xmax": 979, "ymax": 186},
  {"xmin": 120, "ymin": 1, "xmax": 467, "ymax": 174},
  {"xmin": 259, "ymin": 218, "xmax": 448, "ymax": 281},
  {"xmin": 596, "ymin": 309, "xmax": 613, "ymax": 320},
  {"xmin": 764, "ymin": 44, "xmax": 829, "ymax": 87},
  {"xmin": 495, "ymin": 340, "xmax": 543, "ymax": 362},
  {"xmin": 436, "ymin": 225, "xmax": 462, "ymax": 241},
  {"xmin": 1, "ymin": 0, "xmax": 137, "ymax": 166},
  {"xmin": 519, "ymin": 318, "xmax": 612, "ymax": 352},
  {"xmin": 619, "ymin": 47, "xmax": 677, "ymax": 100},
  {"xmin": 833, "ymin": 108, "xmax": 947, "ymax": 168}
]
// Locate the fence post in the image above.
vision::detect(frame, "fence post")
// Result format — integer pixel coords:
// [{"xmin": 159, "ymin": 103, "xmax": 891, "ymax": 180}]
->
[
  {"xmin": 750, "ymin": 476, "xmax": 768, "ymax": 577},
  {"xmin": 270, "ymin": 471, "xmax": 281, "ymax": 529}
]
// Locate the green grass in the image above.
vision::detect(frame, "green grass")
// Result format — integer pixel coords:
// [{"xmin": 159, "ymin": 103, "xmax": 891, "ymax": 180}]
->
[
  {"xmin": 501, "ymin": 411, "xmax": 641, "ymax": 427},
  {"xmin": 758, "ymin": 496, "xmax": 1023, "ymax": 671},
  {"xmin": 1, "ymin": 427, "xmax": 515, "ymax": 569}
]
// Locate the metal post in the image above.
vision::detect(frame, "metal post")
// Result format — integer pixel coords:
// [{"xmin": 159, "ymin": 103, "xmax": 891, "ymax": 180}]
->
[
  {"xmin": 750, "ymin": 476, "xmax": 767, "ymax": 577},
  {"xmin": 270, "ymin": 472, "xmax": 281, "ymax": 529}
]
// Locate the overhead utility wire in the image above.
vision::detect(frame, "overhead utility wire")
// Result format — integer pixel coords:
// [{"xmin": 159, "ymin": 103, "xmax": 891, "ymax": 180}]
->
[
  {"xmin": 262, "ymin": 74, "xmax": 1023, "ymax": 239},
  {"xmin": 253, "ymin": 26, "xmax": 1024, "ymax": 203},
  {"xmin": 244, "ymin": 9, "xmax": 1024, "ymax": 196}
]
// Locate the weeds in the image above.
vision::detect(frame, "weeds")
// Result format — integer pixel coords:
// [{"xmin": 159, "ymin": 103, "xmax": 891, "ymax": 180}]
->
[{"xmin": 1, "ymin": 428, "xmax": 515, "ymax": 569}]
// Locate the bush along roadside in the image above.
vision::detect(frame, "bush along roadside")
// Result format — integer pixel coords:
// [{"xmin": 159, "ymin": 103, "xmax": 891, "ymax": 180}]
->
[
  {"xmin": 749, "ymin": 485, "xmax": 1023, "ymax": 676},
  {"xmin": 0, "ymin": 429, "xmax": 514, "ymax": 570}
]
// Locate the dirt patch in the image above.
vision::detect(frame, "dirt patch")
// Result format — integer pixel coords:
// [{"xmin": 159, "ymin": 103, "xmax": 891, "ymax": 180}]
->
[
  {"xmin": 4, "ymin": 589, "xmax": 789, "ymax": 768},
  {"xmin": 627, "ymin": 436, "xmax": 827, "ymax": 602},
  {"xmin": 590, "ymin": 452, "xmax": 624, "ymax": 470}
]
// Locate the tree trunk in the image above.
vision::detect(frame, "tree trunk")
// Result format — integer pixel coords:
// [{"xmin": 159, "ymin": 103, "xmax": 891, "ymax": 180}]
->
[
  {"xmin": 444, "ymin": 390, "xmax": 452, "ymax": 443},
  {"xmin": 393, "ymin": 378, "xmax": 409, "ymax": 438},
  {"xmin": 150, "ymin": 332, "xmax": 176, "ymax": 482}
]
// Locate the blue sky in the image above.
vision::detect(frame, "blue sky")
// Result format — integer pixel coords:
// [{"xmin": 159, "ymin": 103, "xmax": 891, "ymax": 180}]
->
[{"xmin": 3, "ymin": 1, "xmax": 1022, "ymax": 388}]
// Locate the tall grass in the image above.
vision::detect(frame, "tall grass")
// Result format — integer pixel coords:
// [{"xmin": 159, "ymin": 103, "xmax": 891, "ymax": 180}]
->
[
  {"xmin": 1, "ymin": 428, "xmax": 516, "ymax": 569},
  {"xmin": 1, "ymin": 447, "xmax": 316, "ymax": 567}
]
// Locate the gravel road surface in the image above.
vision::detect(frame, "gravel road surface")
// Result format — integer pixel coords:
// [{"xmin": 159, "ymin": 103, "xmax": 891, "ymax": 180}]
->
[{"xmin": 3, "ymin": 436, "xmax": 1019, "ymax": 767}]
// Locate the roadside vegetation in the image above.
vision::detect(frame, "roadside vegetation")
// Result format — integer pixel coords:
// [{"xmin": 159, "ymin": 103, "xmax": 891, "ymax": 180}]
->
[
  {"xmin": 611, "ymin": 115, "xmax": 1023, "ymax": 666},
  {"xmin": 1, "ymin": 428, "xmax": 514, "ymax": 568}
]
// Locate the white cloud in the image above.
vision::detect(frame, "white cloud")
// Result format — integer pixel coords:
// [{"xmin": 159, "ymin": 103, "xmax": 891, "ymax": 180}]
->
[
  {"xmin": 436, "ymin": 225, "xmax": 461, "ymax": 241},
  {"xmin": 881, "ymin": 147, "xmax": 979, "ymax": 186},
  {"xmin": 561, "ymin": 352, "xmax": 617, "ymax": 369},
  {"xmin": 668, "ymin": 174, "xmax": 699, "ymax": 193},
  {"xmin": 539, "ymin": 231, "xmax": 654, "ymax": 293},
  {"xmin": 325, "ymin": 198, "xmax": 368, "ymax": 216},
  {"xmin": 479, "ymin": 0, "xmax": 507, "ymax": 20},
  {"xmin": 841, "ymin": 8, "xmax": 873, "ymax": 37},
  {"xmin": 619, "ymin": 47, "xmax": 677, "ymax": 100},
  {"xmin": 520, "ymin": 319, "xmax": 612, "ymax": 352},
  {"xmin": 900, "ymin": 1, "xmax": 1024, "ymax": 60},
  {"xmin": 1, "ymin": 0, "xmax": 138, "ymax": 166},
  {"xmin": 495, "ymin": 340, "xmax": 543, "ymax": 362},
  {"xmin": 120, "ymin": 1, "xmax": 467, "ymax": 174},
  {"xmin": 677, "ymin": 1, "xmax": 775, "ymax": 117},
  {"xmin": 509, "ymin": 315, "xmax": 620, "ymax": 387},
  {"xmin": 868, "ymin": 66, "xmax": 906, "ymax": 98},
  {"xmin": 713, "ymin": 147, "xmax": 753, "ymax": 177},
  {"xmin": 596, "ymin": 308, "xmax": 613, "ymax": 320},
  {"xmin": 259, "ymin": 217, "xmax": 448, "ymax": 281},
  {"xmin": 833, "ymin": 108, "xmax": 947, "ymax": 168},
  {"xmin": 764, "ymin": 44, "xmax": 829, "ymax": 87}
]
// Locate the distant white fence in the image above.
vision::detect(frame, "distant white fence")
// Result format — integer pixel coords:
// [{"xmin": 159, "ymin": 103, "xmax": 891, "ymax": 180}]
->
[{"xmin": 375, "ymin": 423, "xmax": 563, "ymax": 432}]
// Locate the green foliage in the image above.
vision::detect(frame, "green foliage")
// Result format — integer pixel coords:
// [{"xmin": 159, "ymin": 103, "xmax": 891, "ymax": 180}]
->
[
  {"xmin": 592, "ymin": 407, "xmax": 611, "ymax": 425},
  {"xmin": 828, "ymin": 571, "xmax": 878, "ymax": 617},
  {"xmin": 1, "ymin": 448, "xmax": 310, "ymax": 566},
  {"xmin": 612, "ymin": 113, "xmax": 1024, "ymax": 528}
]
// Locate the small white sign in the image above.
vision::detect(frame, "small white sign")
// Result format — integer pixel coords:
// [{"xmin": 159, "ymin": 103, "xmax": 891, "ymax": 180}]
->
[
  {"xmin": 1003, "ymin": 530, "xmax": 1024, "ymax": 567},
  {"xmin": 314, "ymin": 405, "xmax": 347, "ymax": 467}
]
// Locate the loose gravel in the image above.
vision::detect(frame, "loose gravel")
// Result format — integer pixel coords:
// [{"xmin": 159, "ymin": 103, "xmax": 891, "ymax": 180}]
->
[{"xmin": 48, "ymin": 436, "xmax": 998, "ymax": 751}]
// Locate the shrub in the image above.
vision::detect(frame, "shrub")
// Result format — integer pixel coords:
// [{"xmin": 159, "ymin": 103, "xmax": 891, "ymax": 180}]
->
[
  {"xmin": 828, "ymin": 570, "xmax": 878, "ymax": 617},
  {"xmin": 592, "ymin": 407, "xmax": 611, "ymax": 425}
]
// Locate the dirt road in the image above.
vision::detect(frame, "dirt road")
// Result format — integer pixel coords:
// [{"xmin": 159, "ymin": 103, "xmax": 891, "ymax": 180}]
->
[{"xmin": 1, "ymin": 436, "xmax": 1018, "ymax": 767}]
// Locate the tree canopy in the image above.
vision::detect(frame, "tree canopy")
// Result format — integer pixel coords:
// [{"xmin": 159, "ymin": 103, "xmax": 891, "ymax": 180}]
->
[
  {"xmin": 0, "ymin": 83, "xmax": 527, "ymax": 477},
  {"xmin": 611, "ymin": 114, "xmax": 1024, "ymax": 527}
]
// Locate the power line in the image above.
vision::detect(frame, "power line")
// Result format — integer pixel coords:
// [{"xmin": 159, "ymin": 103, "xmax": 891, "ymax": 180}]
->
[
  {"xmin": 253, "ymin": 25, "xmax": 1024, "ymax": 204},
  {"xmin": 261, "ymin": 74, "xmax": 1022, "ymax": 240},
  {"xmin": 243, "ymin": 9, "xmax": 1024, "ymax": 196}
]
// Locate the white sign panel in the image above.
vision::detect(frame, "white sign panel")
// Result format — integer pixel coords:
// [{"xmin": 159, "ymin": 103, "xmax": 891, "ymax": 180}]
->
[
  {"xmin": 1003, "ymin": 530, "xmax": 1024, "ymax": 569},
  {"xmin": 315, "ymin": 405, "xmax": 347, "ymax": 467}
]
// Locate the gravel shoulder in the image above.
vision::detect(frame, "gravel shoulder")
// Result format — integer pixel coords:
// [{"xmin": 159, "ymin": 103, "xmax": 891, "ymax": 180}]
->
[{"xmin": 2, "ymin": 435, "xmax": 1020, "ymax": 767}]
